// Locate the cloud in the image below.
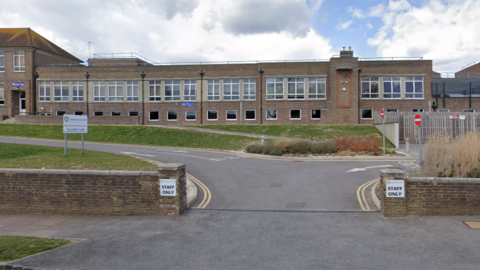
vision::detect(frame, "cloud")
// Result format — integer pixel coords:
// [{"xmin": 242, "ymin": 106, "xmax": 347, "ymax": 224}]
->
[
  {"xmin": 387, "ymin": 0, "xmax": 411, "ymax": 12},
  {"xmin": 348, "ymin": 7, "xmax": 364, "ymax": 19},
  {"xmin": 368, "ymin": 3, "xmax": 386, "ymax": 17},
  {"xmin": 336, "ymin": 20, "xmax": 353, "ymax": 30}
]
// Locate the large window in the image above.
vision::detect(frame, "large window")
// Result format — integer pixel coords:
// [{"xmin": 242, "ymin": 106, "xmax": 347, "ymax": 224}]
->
[
  {"xmin": 383, "ymin": 77, "xmax": 401, "ymax": 99},
  {"xmin": 266, "ymin": 109, "xmax": 277, "ymax": 120},
  {"xmin": 13, "ymin": 50, "xmax": 25, "ymax": 72},
  {"xmin": 94, "ymin": 81, "xmax": 105, "ymax": 101},
  {"xmin": 149, "ymin": 111, "xmax": 159, "ymax": 121},
  {"xmin": 361, "ymin": 109, "xmax": 373, "ymax": 119},
  {"xmin": 311, "ymin": 109, "xmax": 321, "ymax": 119},
  {"xmin": 0, "ymin": 51, "xmax": 4, "ymax": 72},
  {"xmin": 167, "ymin": 110, "xmax": 177, "ymax": 121},
  {"xmin": 0, "ymin": 83, "xmax": 4, "ymax": 105},
  {"xmin": 53, "ymin": 81, "xmax": 69, "ymax": 101},
  {"xmin": 108, "ymin": 81, "xmax": 124, "ymax": 101},
  {"xmin": 243, "ymin": 78, "xmax": 256, "ymax": 100},
  {"xmin": 405, "ymin": 76, "xmax": 424, "ymax": 99},
  {"xmin": 164, "ymin": 80, "xmax": 181, "ymax": 101},
  {"xmin": 226, "ymin": 110, "xmax": 237, "ymax": 120},
  {"xmin": 287, "ymin": 78, "xmax": 304, "ymax": 99},
  {"xmin": 308, "ymin": 77, "xmax": 326, "ymax": 99},
  {"xmin": 126, "ymin": 81, "xmax": 138, "ymax": 101},
  {"xmin": 149, "ymin": 80, "xmax": 161, "ymax": 101},
  {"xmin": 290, "ymin": 109, "xmax": 301, "ymax": 119},
  {"xmin": 185, "ymin": 110, "xmax": 196, "ymax": 121},
  {"xmin": 245, "ymin": 110, "xmax": 256, "ymax": 120},
  {"xmin": 184, "ymin": 80, "xmax": 196, "ymax": 100},
  {"xmin": 207, "ymin": 79, "xmax": 220, "ymax": 100},
  {"xmin": 223, "ymin": 79, "xmax": 240, "ymax": 100},
  {"xmin": 72, "ymin": 81, "xmax": 84, "ymax": 102},
  {"xmin": 266, "ymin": 78, "xmax": 284, "ymax": 100},
  {"xmin": 361, "ymin": 77, "xmax": 379, "ymax": 99},
  {"xmin": 38, "ymin": 81, "xmax": 50, "ymax": 101},
  {"xmin": 207, "ymin": 110, "xmax": 218, "ymax": 120}
]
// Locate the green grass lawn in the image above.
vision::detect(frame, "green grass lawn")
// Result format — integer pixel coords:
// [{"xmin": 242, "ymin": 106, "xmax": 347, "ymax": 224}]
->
[
  {"xmin": 0, "ymin": 124, "xmax": 259, "ymax": 150},
  {"xmin": 0, "ymin": 236, "xmax": 72, "ymax": 262},
  {"xmin": 0, "ymin": 143, "xmax": 157, "ymax": 171}
]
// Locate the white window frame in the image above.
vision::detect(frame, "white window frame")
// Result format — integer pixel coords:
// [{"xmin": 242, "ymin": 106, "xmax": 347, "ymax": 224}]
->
[
  {"xmin": 383, "ymin": 77, "xmax": 401, "ymax": 99},
  {"xmin": 266, "ymin": 109, "xmax": 277, "ymax": 120},
  {"xmin": 72, "ymin": 81, "xmax": 84, "ymax": 102},
  {"xmin": 56, "ymin": 110, "xmax": 66, "ymax": 116},
  {"xmin": 386, "ymin": 108, "xmax": 398, "ymax": 112},
  {"xmin": 287, "ymin": 78, "xmax": 305, "ymax": 99},
  {"xmin": 0, "ymin": 83, "xmax": 4, "ymax": 105},
  {"xmin": 149, "ymin": 80, "xmax": 161, "ymax": 101},
  {"xmin": 167, "ymin": 110, "xmax": 178, "ymax": 121},
  {"xmin": 243, "ymin": 78, "xmax": 256, "ymax": 100},
  {"xmin": 108, "ymin": 81, "xmax": 124, "ymax": 101},
  {"xmin": 38, "ymin": 81, "xmax": 50, "ymax": 101},
  {"xmin": 185, "ymin": 110, "xmax": 196, "ymax": 121},
  {"xmin": 361, "ymin": 109, "xmax": 373, "ymax": 119},
  {"xmin": 405, "ymin": 76, "xmax": 424, "ymax": 99},
  {"xmin": 308, "ymin": 77, "xmax": 326, "ymax": 99},
  {"xmin": 223, "ymin": 79, "xmax": 240, "ymax": 100},
  {"xmin": 149, "ymin": 111, "xmax": 160, "ymax": 121},
  {"xmin": 207, "ymin": 110, "xmax": 218, "ymax": 121},
  {"xmin": 226, "ymin": 110, "xmax": 237, "ymax": 121},
  {"xmin": 266, "ymin": 78, "xmax": 284, "ymax": 100},
  {"xmin": 245, "ymin": 110, "xmax": 256, "ymax": 120},
  {"xmin": 361, "ymin": 77, "xmax": 380, "ymax": 99},
  {"xmin": 184, "ymin": 80, "xmax": 196, "ymax": 101},
  {"xmin": 164, "ymin": 80, "xmax": 181, "ymax": 101},
  {"xmin": 128, "ymin": 111, "xmax": 139, "ymax": 116},
  {"xmin": 290, "ymin": 109, "xmax": 301, "ymax": 120},
  {"xmin": 463, "ymin": 109, "xmax": 476, "ymax": 112},
  {"xmin": 53, "ymin": 81, "xmax": 69, "ymax": 102},
  {"xmin": 111, "ymin": 111, "xmax": 121, "ymax": 116},
  {"xmin": 13, "ymin": 50, "xmax": 25, "ymax": 72},
  {"xmin": 207, "ymin": 80, "xmax": 220, "ymax": 100},
  {"xmin": 438, "ymin": 108, "xmax": 450, "ymax": 112},
  {"xmin": 74, "ymin": 111, "xmax": 83, "ymax": 115},
  {"xmin": 0, "ymin": 50, "xmax": 4, "ymax": 72},
  {"xmin": 126, "ymin": 81, "xmax": 139, "ymax": 101},
  {"xmin": 93, "ymin": 111, "xmax": 103, "ymax": 116},
  {"xmin": 311, "ymin": 109, "xmax": 321, "ymax": 119},
  {"xmin": 93, "ymin": 81, "xmax": 105, "ymax": 101},
  {"xmin": 412, "ymin": 108, "xmax": 424, "ymax": 112}
]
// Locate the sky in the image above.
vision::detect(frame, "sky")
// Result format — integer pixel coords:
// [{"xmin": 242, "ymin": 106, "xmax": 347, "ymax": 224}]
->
[{"xmin": 1, "ymin": 0, "xmax": 479, "ymax": 72}]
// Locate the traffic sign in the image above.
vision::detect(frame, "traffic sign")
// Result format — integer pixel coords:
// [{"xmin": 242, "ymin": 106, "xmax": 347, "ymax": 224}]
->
[
  {"xmin": 414, "ymin": 114, "xmax": 422, "ymax": 126},
  {"xmin": 380, "ymin": 110, "xmax": 384, "ymax": 118}
]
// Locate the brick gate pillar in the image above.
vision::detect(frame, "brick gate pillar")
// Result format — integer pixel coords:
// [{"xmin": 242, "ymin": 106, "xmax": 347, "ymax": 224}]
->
[
  {"xmin": 379, "ymin": 168, "xmax": 408, "ymax": 217},
  {"xmin": 158, "ymin": 163, "xmax": 187, "ymax": 215}
]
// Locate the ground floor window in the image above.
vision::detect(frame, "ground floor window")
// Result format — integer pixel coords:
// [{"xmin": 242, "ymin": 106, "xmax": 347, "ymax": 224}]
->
[
  {"xmin": 226, "ymin": 110, "xmax": 237, "ymax": 120},
  {"xmin": 207, "ymin": 110, "xmax": 218, "ymax": 120},
  {"xmin": 361, "ymin": 109, "xmax": 373, "ymax": 119},
  {"xmin": 245, "ymin": 110, "xmax": 256, "ymax": 120},
  {"xmin": 111, "ymin": 111, "xmax": 121, "ymax": 116},
  {"xmin": 186, "ymin": 110, "xmax": 196, "ymax": 121},
  {"xmin": 266, "ymin": 109, "xmax": 277, "ymax": 120},
  {"xmin": 386, "ymin": 108, "xmax": 398, "ymax": 112},
  {"xmin": 167, "ymin": 110, "xmax": 177, "ymax": 121},
  {"xmin": 149, "ymin": 111, "xmax": 159, "ymax": 121},
  {"xmin": 311, "ymin": 109, "xmax": 321, "ymax": 119},
  {"xmin": 0, "ymin": 83, "xmax": 4, "ymax": 105},
  {"xmin": 412, "ymin": 108, "xmax": 424, "ymax": 112},
  {"xmin": 56, "ymin": 110, "xmax": 65, "ymax": 116},
  {"xmin": 128, "ymin": 111, "xmax": 139, "ymax": 116},
  {"xmin": 94, "ymin": 111, "xmax": 103, "ymax": 116},
  {"xmin": 438, "ymin": 108, "xmax": 450, "ymax": 112},
  {"xmin": 463, "ymin": 108, "xmax": 475, "ymax": 112},
  {"xmin": 290, "ymin": 109, "xmax": 301, "ymax": 120},
  {"xmin": 74, "ymin": 111, "xmax": 83, "ymax": 115}
]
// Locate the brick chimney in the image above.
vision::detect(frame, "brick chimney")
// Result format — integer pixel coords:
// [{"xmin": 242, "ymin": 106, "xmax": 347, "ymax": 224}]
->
[{"xmin": 340, "ymin": 46, "xmax": 354, "ymax": 58}]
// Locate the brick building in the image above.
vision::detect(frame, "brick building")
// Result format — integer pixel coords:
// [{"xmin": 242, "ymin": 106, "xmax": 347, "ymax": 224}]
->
[{"xmin": 1, "ymin": 27, "xmax": 475, "ymax": 126}]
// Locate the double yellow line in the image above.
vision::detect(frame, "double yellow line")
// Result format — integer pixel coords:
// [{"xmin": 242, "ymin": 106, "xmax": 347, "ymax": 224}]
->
[
  {"xmin": 187, "ymin": 173, "xmax": 211, "ymax": 209},
  {"xmin": 357, "ymin": 178, "xmax": 379, "ymax": 211}
]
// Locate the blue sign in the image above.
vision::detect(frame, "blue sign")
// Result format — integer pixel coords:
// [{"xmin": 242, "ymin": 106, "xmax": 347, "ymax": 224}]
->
[
  {"xmin": 181, "ymin": 102, "xmax": 194, "ymax": 107},
  {"xmin": 12, "ymin": 82, "xmax": 25, "ymax": 87}
]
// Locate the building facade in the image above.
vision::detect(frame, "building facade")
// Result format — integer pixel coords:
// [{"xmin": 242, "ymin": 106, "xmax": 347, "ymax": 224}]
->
[{"xmin": 3, "ymin": 28, "xmax": 475, "ymax": 126}]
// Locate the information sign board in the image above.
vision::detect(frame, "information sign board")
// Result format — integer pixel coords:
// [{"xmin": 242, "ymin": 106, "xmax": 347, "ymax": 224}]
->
[
  {"xmin": 159, "ymin": 179, "xmax": 177, "ymax": 196},
  {"xmin": 63, "ymin": 115, "xmax": 88, "ymax": 134},
  {"xmin": 386, "ymin": 180, "xmax": 405, "ymax": 198},
  {"xmin": 181, "ymin": 102, "xmax": 194, "ymax": 107}
]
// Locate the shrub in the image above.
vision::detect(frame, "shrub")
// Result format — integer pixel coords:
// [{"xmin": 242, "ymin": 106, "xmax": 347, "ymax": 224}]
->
[
  {"xmin": 310, "ymin": 140, "xmax": 338, "ymax": 154},
  {"xmin": 245, "ymin": 144, "xmax": 263, "ymax": 154},
  {"xmin": 336, "ymin": 136, "xmax": 381, "ymax": 153},
  {"xmin": 245, "ymin": 139, "xmax": 339, "ymax": 156}
]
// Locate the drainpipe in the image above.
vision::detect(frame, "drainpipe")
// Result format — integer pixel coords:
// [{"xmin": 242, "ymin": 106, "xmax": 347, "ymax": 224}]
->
[
  {"xmin": 357, "ymin": 67, "xmax": 362, "ymax": 124},
  {"xmin": 200, "ymin": 70, "xmax": 205, "ymax": 124},
  {"xmin": 259, "ymin": 68, "xmax": 264, "ymax": 124}
]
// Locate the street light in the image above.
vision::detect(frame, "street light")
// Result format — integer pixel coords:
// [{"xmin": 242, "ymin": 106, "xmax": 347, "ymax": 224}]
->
[
  {"xmin": 199, "ymin": 70, "xmax": 205, "ymax": 124},
  {"xmin": 259, "ymin": 68, "xmax": 264, "ymax": 124},
  {"xmin": 33, "ymin": 72, "xmax": 39, "ymax": 115},
  {"xmin": 85, "ymin": 72, "xmax": 90, "ymax": 116},
  {"xmin": 141, "ymin": 71, "xmax": 146, "ymax": 125}
]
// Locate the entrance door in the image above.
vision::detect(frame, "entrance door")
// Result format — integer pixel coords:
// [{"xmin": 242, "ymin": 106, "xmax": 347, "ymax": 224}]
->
[{"xmin": 19, "ymin": 93, "xmax": 26, "ymax": 115}]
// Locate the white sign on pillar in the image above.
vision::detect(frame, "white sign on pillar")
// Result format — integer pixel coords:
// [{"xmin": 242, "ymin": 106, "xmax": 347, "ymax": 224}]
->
[
  {"xmin": 386, "ymin": 180, "xmax": 405, "ymax": 198},
  {"xmin": 159, "ymin": 179, "xmax": 177, "ymax": 196}
]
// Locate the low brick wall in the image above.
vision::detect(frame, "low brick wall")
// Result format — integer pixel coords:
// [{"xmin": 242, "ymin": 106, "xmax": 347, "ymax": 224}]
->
[
  {"xmin": 0, "ymin": 164, "xmax": 187, "ymax": 216},
  {"xmin": 379, "ymin": 169, "xmax": 480, "ymax": 217},
  {"xmin": 11, "ymin": 115, "xmax": 140, "ymax": 125}
]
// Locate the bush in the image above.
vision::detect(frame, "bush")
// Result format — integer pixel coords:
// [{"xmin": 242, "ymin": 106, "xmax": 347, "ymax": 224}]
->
[
  {"xmin": 310, "ymin": 140, "xmax": 338, "ymax": 154},
  {"xmin": 336, "ymin": 136, "xmax": 381, "ymax": 153}
]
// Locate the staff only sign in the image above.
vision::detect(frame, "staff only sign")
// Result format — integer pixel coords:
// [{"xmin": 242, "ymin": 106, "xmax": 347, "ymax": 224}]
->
[
  {"xmin": 386, "ymin": 180, "xmax": 405, "ymax": 198},
  {"xmin": 160, "ymin": 179, "xmax": 177, "ymax": 196}
]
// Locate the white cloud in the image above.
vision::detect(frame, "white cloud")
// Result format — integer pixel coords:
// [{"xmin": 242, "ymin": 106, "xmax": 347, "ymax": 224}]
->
[
  {"xmin": 387, "ymin": 0, "xmax": 412, "ymax": 12},
  {"xmin": 368, "ymin": 3, "xmax": 386, "ymax": 17},
  {"xmin": 336, "ymin": 20, "xmax": 353, "ymax": 30},
  {"xmin": 348, "ymin": 7, "xmax": 364, "ymax": 19},
  {"xmin": 367, "ymin": 0, "xmax": 480, "ymax": 71},
  {"xmin": 0, "ymin": 0, "xmax": 335, "ymax": 62},
  {"xmin": 366, "ymin": 22, "xmax": 373, "ymax": 29}
]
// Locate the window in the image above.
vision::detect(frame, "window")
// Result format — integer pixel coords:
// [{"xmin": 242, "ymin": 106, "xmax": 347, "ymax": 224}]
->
[
  {"xmin": 0, "ymin": 51, "xmax": 4, "ymax": 72},
  {"xmin": 128, "ymin": 111, "xmax": 139, "ymax": 116},
  {"xmin": 207, "ymin": 110, "xmax": 218, "ymax": 120},
  {"xmin": 266, "ymin": 78, "xmax": 284, "ymax": 99},
  {"xmin": 74, "ymin": 111, "xmax": 83, "ymax": 115},
  {"xmin": 405, "ymin": 76, "xmax": 424, "ymax": 99},
  {"xmin": 13, "ymin": 50, "xmax": 25, "ymax": 72},
  {"xmin": 94, "ymin": 81, "xmax": 105, "ymax": 101},
  {"xmin": 108, "ymin": 81, "xmax": 124, "ymax": 101},
  {"xmin": 94, "ymin": 111, "xmax": 103, "ymax": 116},
  {"xmin": 243, "ymin": 78, "xmax": 256, "ymax": 100},
  {"xmin": 56, "ymin": 111, "xmax": 65, "ymax": 116},
  {"xmin": 184, "ymin": 80, "xmax": 196, "ymax": 100},
  {"xmin": 386, "ymin": 108, "xmax": 398, "ymax": 112},
  {"xmin": 0, "ymin": 83, "xmax": 5, "ymax": 105},
  {"xmin": 111, "ymin": 111, "xmax": 121, "ymax": 116},
  {"xmin": 72, "ymin": 81, "xmax": 84, "ymax": 102},
  {"xmin": 438, "ymin": 108, "xmax": 450, "ymax": 112},
  {"xmin": 266, "ymin": 109, "xmax": 277, "ymax": 120},
  {"xmin": 53, "ymin": 81, "xmax": 69, "ymax": 101},
  {"xmin": 226, "ymin": 110, "xmax": 237, "ymax": 120},
  {"xmin": 149, "ymin": 111, "xmax": 159, "ymax": 121},
  {"xmin": 290, "ymin": 109, "xmax": 301, "ymax": 119},
  {"xmin": 164, "ymin": 80, "xmax": 181, "ymax": 101},
  {"xmin": 126, "ymin": 81, "xmax": 138, "ymax": 101},
  {"xmin": 167, "ymin": 110, "xmax": 177, "ymax": 121},
  {"xmin": 245, "ymin": 110, "xmax": 256, "ymax": 120},
  {"xmin": 223, "ymin": 79, "xmax": 240, "ymax": 100},
  {"xmin": 383, "ymin": 77, "xmax": 401, "ymax": 99},
  {"xmin": 38, "ymin": 113, "xmax": 51, "ymax": 116},
  {"xmin": 207, "ymin": 79, "xmax": 220, "ymax": 100},
  {"xmin": 185, "ymin": 111, "xmax": 197, "ymax": 121},
  {"xmin": 149, "ymin": 81, "xmax": 161, "ymax": 101},
  {"xmin": 361, "ymin": 109, "xmax": 373, "ymax": 119},
  {"xmin": 311, "ymin": 109, "xmax": 321, "ymax": 119},
  {"xmin": 287, "ymin": 78, "xmax": 304, "ymax": 99},
  {"xmin": 412, "ymin": 108, "xmax": 424, "ymax": 112},
  {"xmin": 463, "ymin": 109, "xmax": 475, "ymax": 112},
  {"xmin": 361, "ymin": 77, "xmax": 379, "ymax": 99},
  {"xmin": 308, "ymin": 77, "xmax": 326, "ymax": 99},
  {"xmin": 185, "ymin": 110, "xmax": 196, "ymax": 121},
  {"xmin": 38, "ymin": 81, "xmax": 50, "ymax": 101}
]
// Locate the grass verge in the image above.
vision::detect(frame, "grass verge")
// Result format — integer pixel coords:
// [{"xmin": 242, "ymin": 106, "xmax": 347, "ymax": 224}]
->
[
  {"xmin": 0, "ymin": 124, "xmax": 258, "ymax": 150},
  {"xmin": 0, "ymin": 143, "xmax": 157, "ymax": 171},
  {"xmin": 0, "ymin": 236, "xmax": 72, "ymax": 262}
]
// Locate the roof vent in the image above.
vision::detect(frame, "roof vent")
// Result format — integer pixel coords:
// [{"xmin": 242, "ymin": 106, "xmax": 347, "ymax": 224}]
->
[{"xmin": 340, "ymin": 47, "xmax": 353, "ymax": 58}]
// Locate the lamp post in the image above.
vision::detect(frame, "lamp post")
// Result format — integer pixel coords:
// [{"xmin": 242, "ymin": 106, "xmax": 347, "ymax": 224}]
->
[
  {"xmin": 85, "ymin": 72, "xmax": 90, "ymax": 116},
  {"xmin": 259, "ymin": 68, "xmax": 264, "ymax": 124},
  {"xmin": 141, "ymin": 71, "xmax": 146, "ymax": 125},
  {"xmin": 199, "ymin": 70, "xmax": 205, "ymax": 124},
  {"xmin": 33, "ymin": 72, "xmax": 39, "ymax": 115}
]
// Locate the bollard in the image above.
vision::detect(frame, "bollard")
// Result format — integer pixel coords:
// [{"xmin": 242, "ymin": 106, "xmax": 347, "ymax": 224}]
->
[
  {"xmin": 406, "ymin": 138, "xmax": 410, "ymax": 153},
  {"xmin": 261, "ymin": 136, "xmax": 265, "ymax": 145}
]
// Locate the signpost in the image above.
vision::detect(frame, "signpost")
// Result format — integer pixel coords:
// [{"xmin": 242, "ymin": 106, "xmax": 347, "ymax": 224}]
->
[
  {"xmin": 159, "ymin": 179, "xmax": 177, "ymax": 196},
  {"xmin": 381, "ymin": 109, "xmax": 385, "ymax": 154},
  {"xmin": 386, "ymin": 180, "xmax": 405, "ymax": 198},
  {"xmin": 63, "ymin": 115, "xmax": 88, "ymax": 155},
  {"xmin": 414, "ymin": 114, "xmax": 422, "ymax": 162}
]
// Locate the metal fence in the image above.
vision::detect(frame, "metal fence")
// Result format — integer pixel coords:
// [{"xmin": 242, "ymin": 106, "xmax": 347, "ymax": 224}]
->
[{"xmin": 374, "ymin": 112, "xmax": 480, "ymax": 143}]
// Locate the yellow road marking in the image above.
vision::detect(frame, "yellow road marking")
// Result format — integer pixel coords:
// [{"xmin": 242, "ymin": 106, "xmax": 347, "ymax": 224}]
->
[
  {"xmin": 357, "ymin": 178, "xmax": 379, "ymax": 211},
  {"xmin": 188, "ymin": 173, "xmax": 211, "ymax": 209}
]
